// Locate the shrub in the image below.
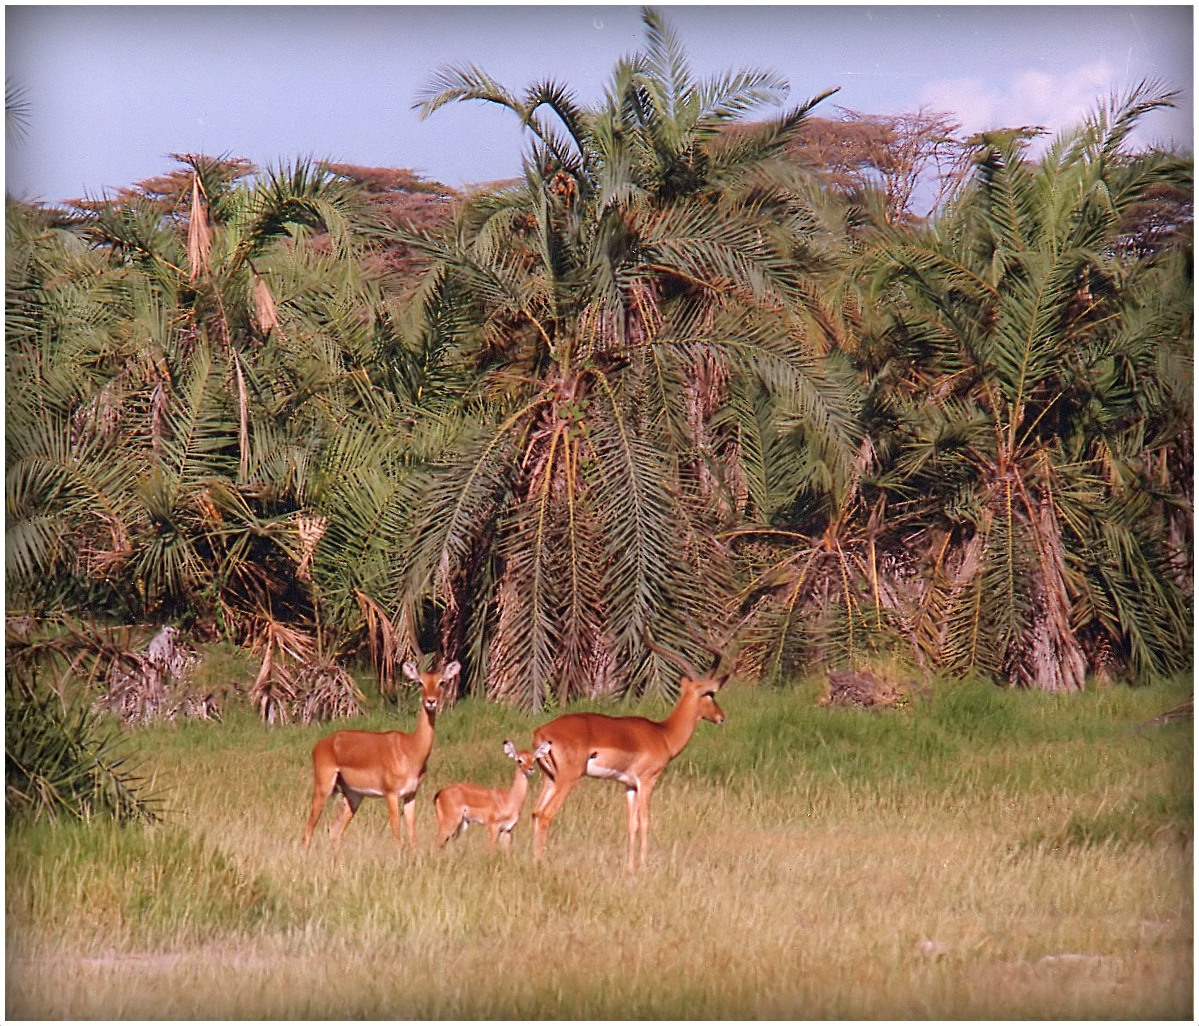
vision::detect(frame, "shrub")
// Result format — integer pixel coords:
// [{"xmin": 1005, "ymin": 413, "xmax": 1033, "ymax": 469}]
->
[{"xmin": 5, "ymin": 682, "xmax": 160, "ymax": 825}]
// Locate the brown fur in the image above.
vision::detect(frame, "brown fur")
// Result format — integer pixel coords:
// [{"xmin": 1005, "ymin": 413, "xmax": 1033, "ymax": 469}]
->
[
  {"xmin": 434, "ymin": 740, "xmax": 549, "ymax": 851},
  {"xmin": 531, "ymin": 675, "xmax": 726, "ymax": 871},
  {"xmin": 301, "ymin": 660, "xmax": 459, "ymax": 855}
]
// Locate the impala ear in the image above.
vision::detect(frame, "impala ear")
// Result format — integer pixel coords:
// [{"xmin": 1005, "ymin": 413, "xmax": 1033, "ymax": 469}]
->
[
  {"xmin": 714, "ymin": 674, "xmax": 729, "ymax": 691},
  {"xmin": 503, "ymin": 739, "xmax": 517, "ymax": 760},
  {"xmin": 440, "ymin": 660, "xmax": 461, "ymax": 682},
  {"xmin": 534, "ymin": 740, "xmax": 551, "ymax": 759},
  {"xmin": 401, "ymin": 660, "xmax": 420, "ymax": 682}
]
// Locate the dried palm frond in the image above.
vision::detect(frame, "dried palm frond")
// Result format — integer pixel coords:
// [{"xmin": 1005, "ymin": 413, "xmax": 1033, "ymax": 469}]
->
[
  {"xmin": 250, "ymin": 264, "xmax": 280, "ymax": 336},
  {"xmin": 247, "ymin": 616, "xmax": 365, "ymax": 724},
  {"xmin": 295, "ymin": 514, "xmax": 329, "ymax": 582},
  {"xmin": 98, "ymin": 651, "xmax": 169, "ymax": 725},
  {"xmin": 186, "ymin": 174, "xmax": 211, "ymax": 280},
  {"xmin": 297, "ymin": 660, "xmax": 366, "ymax": 724},
  {"xmin": 249, "ymin": 643, "xmax": 296, "ymax": 726},
  {"xmin": 95, "ymin": 625, "xmax": 216, "ymax": 725},
  {"xmin": 232, "ymin": 350, "xmax": 251, "ymax": 482},
  {"xmin": 355, "ymin": 589, "xmax": 400, "ymax": 698},
  {"xmin": 248, "ymin": 619, "xmax": 314, "ymax": 726}
]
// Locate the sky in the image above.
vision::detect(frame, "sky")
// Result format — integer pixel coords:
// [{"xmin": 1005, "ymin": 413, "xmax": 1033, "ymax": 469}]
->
[{"xmin": 4, "ymin": 4, "xmax": 1194, "ymax": 205}]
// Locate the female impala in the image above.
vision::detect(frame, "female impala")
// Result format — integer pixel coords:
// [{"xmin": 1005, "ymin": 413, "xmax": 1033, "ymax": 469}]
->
[
  {"xmin": 433, "ymin": 739, "xmax": 550, "ymax": 851},
  {"xmin": 531, "ymin": 637, "xmax": 728, "ymax": 872},
  {"xmin": 302, "ymin": 658, "xmax": 459, "ymax": 855}
]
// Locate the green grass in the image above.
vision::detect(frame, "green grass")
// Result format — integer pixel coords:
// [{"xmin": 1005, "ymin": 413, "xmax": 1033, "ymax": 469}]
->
[{"xmin": 6, "ymin": 676, "xmax": 1193, "ymax": 1018}]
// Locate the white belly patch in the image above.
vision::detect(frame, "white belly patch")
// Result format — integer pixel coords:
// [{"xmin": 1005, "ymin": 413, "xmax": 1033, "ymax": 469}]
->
[{"xmin": 586, "ymin": 759, "xmax": 638, "ymax": 788}]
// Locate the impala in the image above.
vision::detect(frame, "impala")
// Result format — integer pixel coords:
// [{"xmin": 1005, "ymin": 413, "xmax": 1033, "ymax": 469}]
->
[
  {"xmin": 302, "ymin": 658, "xmax": 459, "ymax": 854},
  {"xmin": 531, "ymin": 636, "xmax": 728, "ymax": 871},
  {"xmin": 434, "ymin": 739, "xmax": 551, "ymax": 852}
]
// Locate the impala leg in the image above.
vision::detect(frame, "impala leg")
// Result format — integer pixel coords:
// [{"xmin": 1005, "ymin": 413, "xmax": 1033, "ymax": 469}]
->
[
  {"xmin": 498, "ymin": 829, "xmax": 513, "ymax": 854},
  {"xmin": 531, "ymin": 775, "xmax": 555, "ymax": 859},
  {"xmin": 438, "ymin": 821, "xmax": 464, "ymax": 848},
  {"xmin": 637, "ymin": 778, "xmax": 658, "ymax": 870},
  {"xmin": 328, "ymin": 789, "xmax": 362, "ymax": 855},
  {"xmin": 486, "ymin": 824, "xmax": 500, "ymax": 852},
  {"xmin": 531, "ymin": 771, "xmax": 582, "ymax": 860},
  {"xmin": 380, "ymin": 792, "xmax": 404, "ymax": 848},
  {"xmin": 434, "ymin": 796, "xmax": 458, "ymax": 848},
  {"xmin": 402, "ymin": 794, "xmax": 419, "ymax": 849},
  {"xmin": 625, "ymin": 787, "xmax": 639, "ymax": 873},
  {"xmin": 302, "ymin": 769, "xmax": 338, "ymax": 848}
]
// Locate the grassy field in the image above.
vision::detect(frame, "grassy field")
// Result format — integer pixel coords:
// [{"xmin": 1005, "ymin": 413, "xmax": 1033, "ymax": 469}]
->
[{"xmin": 6, "ymin": 674, "xmax": 1193, "ymax": 1019}]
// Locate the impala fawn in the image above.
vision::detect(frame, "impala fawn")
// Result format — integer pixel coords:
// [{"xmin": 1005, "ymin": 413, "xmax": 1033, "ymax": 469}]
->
[
  {"xmin": 433, "ymin": 739, "xmax": 550, "ymax": 851},
  {"xmin": 302, "ymin": 658, "xmax": 459, "ymax": 854}
]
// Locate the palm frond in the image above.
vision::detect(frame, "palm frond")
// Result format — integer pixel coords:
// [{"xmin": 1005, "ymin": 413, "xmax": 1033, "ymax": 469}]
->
[{"xmin": 413, "ymin": 63, "xmax": 524, "ymax": 121}]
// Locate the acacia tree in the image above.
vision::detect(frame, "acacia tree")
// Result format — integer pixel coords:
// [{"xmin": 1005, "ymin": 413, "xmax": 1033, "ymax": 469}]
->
[
  {"xmin": 849, "ymin": 82, "xmax": 1193, "ymax": 690},
  {"xmin": 385, "ymin": 8, "xmax": 855, "ymax": 707},
  {"xmin": 789, "ymin": 107, "xmax": 969, "ymax": 221}
]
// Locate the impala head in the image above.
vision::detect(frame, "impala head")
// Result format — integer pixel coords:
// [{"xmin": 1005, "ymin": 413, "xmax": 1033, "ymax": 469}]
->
[
  {"xmin": 402, "ymin": 658, "xmax": 461, "ymax": 717},
  {"xmin": 681, "ymin": 674, "xmax": 726, "ymax": 724},
  {"xmin": 645, "ymin": 630, "xmax": 732, "ymax": 726},
  {"xmin": 504, "ymin": 739, "xmax": 550, "ymax": 775}
]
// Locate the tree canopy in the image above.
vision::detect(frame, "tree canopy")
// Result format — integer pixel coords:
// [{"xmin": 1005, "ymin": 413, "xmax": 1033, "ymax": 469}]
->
[{"xmin": 6, "ymin": 12, "xmax": 1192, "ymax": 717}]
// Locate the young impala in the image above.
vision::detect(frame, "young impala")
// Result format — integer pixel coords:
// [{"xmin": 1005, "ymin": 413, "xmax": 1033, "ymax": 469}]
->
[
  {"xmin": 433, "ymin": 739, "xmax": 550, "ymax": 852},
  {"xmin": 531, "ymin": 635, "xmax": 728, "ymax": 872},
  {"xmin": 302, "ymin": 657, "xmax": 459, "ymax": 855}
]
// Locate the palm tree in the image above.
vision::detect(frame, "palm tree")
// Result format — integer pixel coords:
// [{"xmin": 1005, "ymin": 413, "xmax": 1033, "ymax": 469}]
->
[
  {"xmin": 394, "ymin": 7, "xmax": 854, "ymax": 707},
  {"xmin": 6, "ymin": 155, "xmax": 407, "ymax": 646},
  {"xmin": 850, "ymin": 81, "xmax": 1192, "ymax": 690}
]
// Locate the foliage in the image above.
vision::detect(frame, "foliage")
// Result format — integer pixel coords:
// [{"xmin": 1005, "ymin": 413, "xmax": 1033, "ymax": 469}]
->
[
  {"xmin": 3, "ymin": 11, "xmax": 1191, "ymax": 700},
  {"xmin": 733, "ymin": 81, "xmax": 1193, "ymax": 690},
  {"xmin": 5, "ymin": 680, "xmax": 160, "ymax": 825},
  {"xmin": 396, "ymin": 6, "xmax": 853, "ymax": 707},
  {"xmin": 4, "ymin": 150, "xmax": 442, "ymax": 716},
  {"xmin": 865, "ymin": 82, "xmax": 1192, "ymax": 690}
]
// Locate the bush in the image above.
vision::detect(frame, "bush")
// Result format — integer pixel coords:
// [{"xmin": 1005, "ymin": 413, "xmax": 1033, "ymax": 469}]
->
[{"xmin": 5, "ymin": 683, "xmax": 160, "ymax": 825}]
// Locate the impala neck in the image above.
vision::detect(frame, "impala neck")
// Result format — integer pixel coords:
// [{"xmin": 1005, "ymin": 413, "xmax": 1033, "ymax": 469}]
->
[
  {"xmin": 660, "ymin": 686, "xmax": 703, "ymax": 760},
  {"xmin": 509, "ymin": 767, "xmax": 531, "ymax": 808},
  {"xmin": 411, "ymin": 702, "xmax": 437, "ymax": 759}
]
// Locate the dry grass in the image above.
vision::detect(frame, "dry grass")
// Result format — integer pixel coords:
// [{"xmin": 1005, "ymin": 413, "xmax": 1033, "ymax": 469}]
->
[{"xmin": 6, "ymin": 678, "xmax": 1193, "ymax": 1019}]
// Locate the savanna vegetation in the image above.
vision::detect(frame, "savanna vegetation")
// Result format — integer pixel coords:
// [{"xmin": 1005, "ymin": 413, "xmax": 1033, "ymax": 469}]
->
[
  {"xmin": 6, "ymin": 679, "xmax": 1193, "ymax": 1018},
  {"xmin": 5, "ymin": 8, "xmax": 1193, "ymax": 1019}
]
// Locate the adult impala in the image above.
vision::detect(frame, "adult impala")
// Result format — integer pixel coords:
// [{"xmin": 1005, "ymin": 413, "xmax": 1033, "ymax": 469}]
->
[
  {"xmin": 434, "ymin": 739, "xmax": 550, "ymax": 852},
  {"xmin": 531, "ymin": 636, "xmax": 728, "ymax": 872},
  {"xmin": 302, "ymin": 657, "xmax": 459, "ymax": 855}
]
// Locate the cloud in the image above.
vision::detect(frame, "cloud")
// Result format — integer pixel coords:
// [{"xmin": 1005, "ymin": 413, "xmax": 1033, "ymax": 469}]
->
[{"xmin": 917, "ymin": 62, "xmax": 1118, "ymax": 139}]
